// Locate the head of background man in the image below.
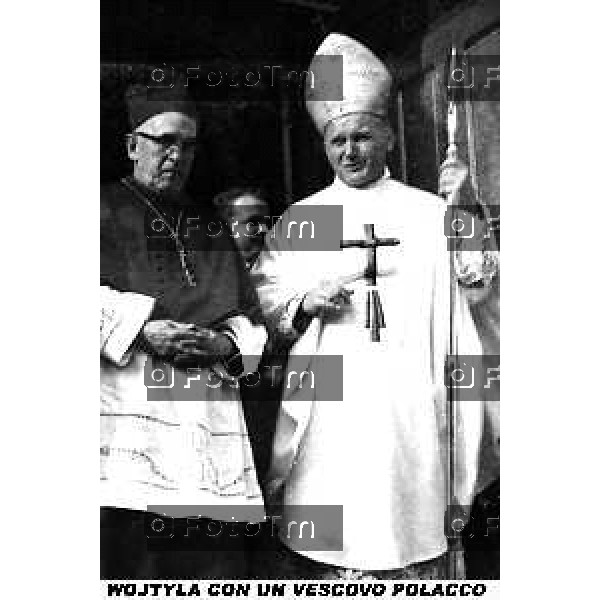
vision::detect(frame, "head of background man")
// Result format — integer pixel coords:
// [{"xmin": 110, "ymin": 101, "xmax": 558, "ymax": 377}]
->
[
  {"xmin": 124, "ymin": 83, "xmax": 198, "ymax": 196},
  {"xmin": 213, "ymin": 187, "xmax": 271, "ymax": 269}
]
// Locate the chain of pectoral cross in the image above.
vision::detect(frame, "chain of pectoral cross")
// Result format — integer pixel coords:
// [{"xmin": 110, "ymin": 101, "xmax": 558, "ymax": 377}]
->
[
  {"xmin": 340, "ymin": 224, "xmax": 401, "ymax": 342},
  {"xmin": 121, "ymin": 177, "xmax": 196, "ymax": 287}
]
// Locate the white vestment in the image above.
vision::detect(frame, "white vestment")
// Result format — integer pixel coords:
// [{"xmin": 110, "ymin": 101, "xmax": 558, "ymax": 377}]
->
[
  {"xmin": 100, "ymin": 286, "xmax": 267, "ymax": 521},
  {"xmin": 253, "ymin": 172, "xmax": 487, "ymax": 570}
]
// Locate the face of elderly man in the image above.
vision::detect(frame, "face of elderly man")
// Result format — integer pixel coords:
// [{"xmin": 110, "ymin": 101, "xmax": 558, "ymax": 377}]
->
[
  {"xmin": 127, "ymin": 111, "xmax": 197, "ymax": 194},
  {"xmin": 323, "ymin": 113, "xmax": 394, "ymax": 188}
]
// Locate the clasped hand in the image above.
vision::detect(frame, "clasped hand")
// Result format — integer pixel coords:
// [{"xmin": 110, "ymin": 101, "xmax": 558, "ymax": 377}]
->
[{"xmin": 141, "ymin": 320, "xmax": 233, "ymax": 367}]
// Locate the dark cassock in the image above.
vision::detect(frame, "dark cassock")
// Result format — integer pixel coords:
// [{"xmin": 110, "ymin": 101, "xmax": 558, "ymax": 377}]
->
[
  {"xmin": 252, "ymin": 33, "xmax": 499, "ymax": 579},
  {"xmin": 100, "ymin": 84, "xmax": 267, "ymax": 578}
]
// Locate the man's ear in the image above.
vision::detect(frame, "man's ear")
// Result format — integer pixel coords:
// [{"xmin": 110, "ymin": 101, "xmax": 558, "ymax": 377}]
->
[{"xmin": 125, "ymin": 133, "xmax": 138, "ymax": 160}]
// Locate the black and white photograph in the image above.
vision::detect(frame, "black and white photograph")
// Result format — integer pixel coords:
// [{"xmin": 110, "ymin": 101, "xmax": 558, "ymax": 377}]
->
[{"xmin": 99, "ymin": 0, "xmax": 500, "ymax": 593}]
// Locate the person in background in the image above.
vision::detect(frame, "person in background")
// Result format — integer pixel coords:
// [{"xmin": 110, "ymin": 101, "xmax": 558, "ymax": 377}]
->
[
  {"xmin": 212, "ymin": 187, "xmax": 272, "ymax": 270},
  {"xmin": 211, "ymin": 187, "xmax": 288, "ymax": 486},
  {"xmin": 212, "ymin": 187, "xmax": 295, "ymax": 575}
]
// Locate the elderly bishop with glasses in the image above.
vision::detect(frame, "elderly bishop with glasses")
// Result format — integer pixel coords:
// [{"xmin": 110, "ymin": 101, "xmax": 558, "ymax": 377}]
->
[{"xmin": 100, "ymin": 81, "xmax": 267, "ymax": 578}]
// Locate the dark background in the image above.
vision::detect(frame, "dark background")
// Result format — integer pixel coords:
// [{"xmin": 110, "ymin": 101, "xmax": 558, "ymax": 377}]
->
[{"xmin": 101, "ymin": 0, "xmax": 465, "ymax": 210}]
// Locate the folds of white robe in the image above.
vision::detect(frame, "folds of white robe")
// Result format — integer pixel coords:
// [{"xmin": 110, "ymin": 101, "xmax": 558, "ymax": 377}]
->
[
  {"xmin": 100, "ymin": 286, "xmax": 267, "ymax": 521},
  {"xmin": 253, "ymin": 173, "xmax": 490, "ymax": 570}
]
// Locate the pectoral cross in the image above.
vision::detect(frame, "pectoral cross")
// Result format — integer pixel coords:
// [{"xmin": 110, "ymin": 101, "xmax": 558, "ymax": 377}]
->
[{"xmin": 340, "ymin": 224, "xmax": 401, "ymax": 342}]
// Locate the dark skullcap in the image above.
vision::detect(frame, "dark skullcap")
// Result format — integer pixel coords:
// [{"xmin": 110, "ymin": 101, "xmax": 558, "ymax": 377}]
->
[{"xmin": 125, "ymin": 80, "xmax": 197, "ymax": 130}]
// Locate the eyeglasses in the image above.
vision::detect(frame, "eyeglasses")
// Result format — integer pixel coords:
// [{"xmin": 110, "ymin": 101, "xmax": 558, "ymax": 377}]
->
[{"xmin": 135, "ymin": 131, "xmax": 197, "ymax": 153}]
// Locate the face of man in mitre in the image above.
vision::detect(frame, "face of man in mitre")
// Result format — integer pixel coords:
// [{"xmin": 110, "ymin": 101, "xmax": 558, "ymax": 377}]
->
[
  {"xmin": 323, "ymin": 113, "xmax": 394, "ymax": 188},
  {"xmin": 127, "ymin": 111, "xmax": 197, "ymax": 195}
]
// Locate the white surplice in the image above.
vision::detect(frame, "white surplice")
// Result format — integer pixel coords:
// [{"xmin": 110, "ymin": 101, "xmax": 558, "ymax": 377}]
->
[
  {"xmin": 252, "ymin": 172, "xmax": 486, "ymax": 570},
  {"xmin": 100, "ymin": 286, "xmax": 267, "ymax": 521}
]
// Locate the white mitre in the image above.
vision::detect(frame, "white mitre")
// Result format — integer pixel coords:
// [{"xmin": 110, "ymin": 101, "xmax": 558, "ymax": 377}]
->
[{"xmin": 305, "ymin": 33, "xmax": 392, "ymax": 135}]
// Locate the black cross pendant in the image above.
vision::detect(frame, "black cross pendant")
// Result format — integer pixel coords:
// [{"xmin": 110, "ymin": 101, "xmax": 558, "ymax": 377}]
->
[{"xmin": 340, "ymin": 224, "xmax": 400, "ymax": 342}]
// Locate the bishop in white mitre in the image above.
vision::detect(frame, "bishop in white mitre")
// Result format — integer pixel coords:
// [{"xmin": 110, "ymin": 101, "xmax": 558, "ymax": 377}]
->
[{"xmin": 252, "ymin": 33, "xmax": 494, "ymax": 579}]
